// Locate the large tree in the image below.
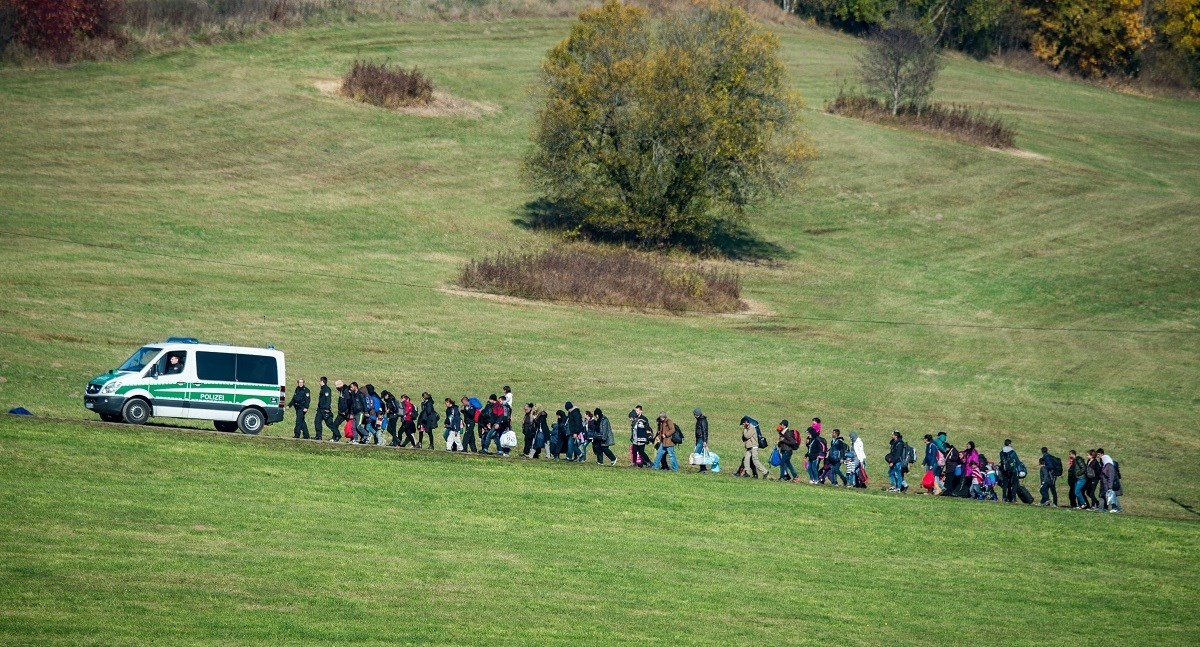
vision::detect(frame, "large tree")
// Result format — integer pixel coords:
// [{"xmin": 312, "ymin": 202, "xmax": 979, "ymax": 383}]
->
[{"xmin": 525, "ymin": 0, "xmax": 811, "ymax": 247}]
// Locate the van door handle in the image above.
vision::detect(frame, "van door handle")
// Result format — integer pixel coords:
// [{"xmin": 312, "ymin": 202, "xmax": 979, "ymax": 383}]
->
[
  {"xmin": 176, "ymin": 382, "xmax": 187, "ymax": 386},
  {"xmin": 190, "ymin": 383, "xmax": 201, "ymax": 387}
]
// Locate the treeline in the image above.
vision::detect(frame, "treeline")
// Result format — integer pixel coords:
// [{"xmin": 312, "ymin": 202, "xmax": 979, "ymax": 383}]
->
[{"xmin": 777, "ymin": 0, "xmax": 1200, "ymax": 89}]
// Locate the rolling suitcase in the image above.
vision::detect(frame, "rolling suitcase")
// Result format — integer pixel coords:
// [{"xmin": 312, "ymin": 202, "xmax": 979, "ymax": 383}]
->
[{"xmin": 1016, "ymin": 483, "xmax": 1034, "ymax": 504}]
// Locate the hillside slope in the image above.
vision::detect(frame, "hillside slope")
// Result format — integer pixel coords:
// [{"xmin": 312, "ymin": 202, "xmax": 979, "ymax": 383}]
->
[{"xmin": 0, "ymin": 18, "xmax": 1197, "ymax": 525}]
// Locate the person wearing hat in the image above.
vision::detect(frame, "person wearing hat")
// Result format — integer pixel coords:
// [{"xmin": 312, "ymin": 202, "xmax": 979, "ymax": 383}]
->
[
  {"xmin": 776, "ymin": 420, "xmax": 800, "ymax": 481},
  {"xmin": 693, "ymin": 408, "xmax": 710, "ymax": 472}
]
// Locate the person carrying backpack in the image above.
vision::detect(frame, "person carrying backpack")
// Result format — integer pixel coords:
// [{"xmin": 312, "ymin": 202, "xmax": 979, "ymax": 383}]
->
[
  {"xmin": 592, "ymin": 408, "xmax": 617, "ymax": 465},
  {"xmin": 998, "ymin": 439, "xmax": 1022, "ymax": 503},
  {"xmin": 459, "ymin": 396, "xmax": 479, "ymax": 453},
  {"xmin": 826, "ymin": 429, "xmax": 849, "ymax": 486},
  {"xmin": 652, "ymin": 412, "xmax": 680, "ymax": 471},
  {"xmin": 1039, "ymin": 447, "xmax": 1061, "ymax": 507},
  {"xmin": 775, "ymin": 421, "xmax": 800, "ymax": 481},
  {"xmin": 885, "ymin": 431, "xmax": 909, "ymax": 493},
  {"xmin": 740, "ymin": 417, "xmax": 768, "ymax": 478},
  {"xmin": 1067, "ymin": 450, "xmax": 1086, "ymax": 509}
]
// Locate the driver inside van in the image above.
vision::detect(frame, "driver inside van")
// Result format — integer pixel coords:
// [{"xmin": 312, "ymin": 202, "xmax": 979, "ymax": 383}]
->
[{"xmin": 163, "ymin": 352, "xmax": 185, "ymax": 375}]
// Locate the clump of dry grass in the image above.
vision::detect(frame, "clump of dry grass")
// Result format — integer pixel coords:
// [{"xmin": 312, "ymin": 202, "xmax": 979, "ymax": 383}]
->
[
  {"xmin": 459, "ymin": 245, "xmax": 745, "ymax": 313},
  {"xmin": 342, "ymin": 59, "xmax": 433, "ymax": 108},
  {"xmin": 826, "ymin": 89, "xmax": 1017, "ymax": 148}
]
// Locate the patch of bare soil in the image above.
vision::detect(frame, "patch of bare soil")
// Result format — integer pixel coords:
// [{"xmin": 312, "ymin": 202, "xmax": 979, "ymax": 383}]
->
[
  {"xmin": 314, "ymin": 79, "xmax": 500, "ymax": 118},
  {"xmin": 992, "ymin": 147, "xmax": 1050, "ymax": 161}
]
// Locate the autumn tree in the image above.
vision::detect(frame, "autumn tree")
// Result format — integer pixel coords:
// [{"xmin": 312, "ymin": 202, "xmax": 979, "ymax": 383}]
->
[
  {"xmin": 859, "ymin": 12, "xmax": 943, "ymax": 115},
  {"xmin": 1025, "ymin": 0, "xmax": 1152, "ymax": 76},
  {"xmin": 525, "ymin": 0, "xmax": 811, "ymax": 247}
]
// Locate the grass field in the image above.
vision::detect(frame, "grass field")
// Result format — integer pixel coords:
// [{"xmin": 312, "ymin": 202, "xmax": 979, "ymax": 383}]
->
[{"xmin": 1, "ymin": 9, "xmax": 1199, "ymax": 643}]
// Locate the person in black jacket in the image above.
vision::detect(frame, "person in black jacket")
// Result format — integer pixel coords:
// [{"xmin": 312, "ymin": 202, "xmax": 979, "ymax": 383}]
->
[
  {"xmin": 776, "ymin": 420, "xmax": 800, "ymax": 481},
  {"xmin": 313, "ymin": 377, "xmax": 334, "ymax": 441},
  {"xmin": 417, "ymin": 392, "xmax": 439, "ymax": 449},
  {"xmin": 347, "ymin": 382, "xmax": 366, "ymax": 443},
  {"xmin": 521, "ymin": 403, "xmax": 536, "ymax": 457},
  {"xmin": 459, "ymin": 396, "xmax": 479, "ymax": 453},
  {"xmin": 693, "ymin": 408, "xmax": 710, "ymax": 472},
  {"xmin": 287, "ymin": 378, "xmax": 311, "ymax": 439},
  {"xmin": 329, "ymin": 380, "xmax": 350, "ymax": 442},
  {"xmin": 381, "ymin": 390, "xmax": 400, "ymax": 445},
  {"xmin": 566, "ymin": 402, "xmax": 584, "ymax": 461}
]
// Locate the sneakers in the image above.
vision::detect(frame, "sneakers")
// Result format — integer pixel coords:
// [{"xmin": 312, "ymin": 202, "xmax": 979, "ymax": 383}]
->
[{"xmin": 611, "ymin": 459, "xmax": 618, "ymax": 467}]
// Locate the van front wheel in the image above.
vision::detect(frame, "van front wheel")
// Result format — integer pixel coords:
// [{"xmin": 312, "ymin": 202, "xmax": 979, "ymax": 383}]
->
[
  {"xmin": 237, "ymin": 408, "xmax": 265, "ymax": 435},
  {"xmin": 121, "ymin": 398, "xmax": 150, "ymax": 425}
]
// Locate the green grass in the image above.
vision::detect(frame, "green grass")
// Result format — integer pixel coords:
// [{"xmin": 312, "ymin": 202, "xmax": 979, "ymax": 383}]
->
[
  {"xmin": 2, "ymin": 417, "xmax": 1199, "ymax": 646},
  {"xmin": 0, "ymin": 13, "xmax": 1199, "ymax": 643}
]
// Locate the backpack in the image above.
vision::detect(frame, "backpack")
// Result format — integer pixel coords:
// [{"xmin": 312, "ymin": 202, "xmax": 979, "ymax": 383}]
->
[
  {"xmin": 492, "ymin": 402, "xmax": 506, "ymax": 419},
  {"xmin": 671, "ymin": 423, "xmax": 684, "ymax": 445},
  {"xmin": 904, "ymin": 443, "xmax": 916, "ymax": 465},
  {"xmin": 1016, "ymin": 460, "xmax": 1028, "ymax": 479},
  {"xmin": 1045, "ymin": 453, "xmax": 1063, "ymax": 478},
  {"xmin": 828, "ymin": 438, "xmax": 845, "ymax": 462},
  {"xmin": 789, "ymin": 429, "xmax": 803, "ymax": 448}
]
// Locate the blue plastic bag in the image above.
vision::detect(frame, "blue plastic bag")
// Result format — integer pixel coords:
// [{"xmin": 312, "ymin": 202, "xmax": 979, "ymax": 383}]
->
[
  {"xmin": 709, "ymin": 452, "xmax": 721, "ymax": 473},
  {"xmin": 769, "ymin": 447, "xmax": 781, "ymax": 467}
]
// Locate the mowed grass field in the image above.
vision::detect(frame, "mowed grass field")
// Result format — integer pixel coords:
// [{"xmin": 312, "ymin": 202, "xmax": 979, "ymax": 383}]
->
[{"xmin": 1, "ymin": 11, "xmax": 1199, "ymax": 643}]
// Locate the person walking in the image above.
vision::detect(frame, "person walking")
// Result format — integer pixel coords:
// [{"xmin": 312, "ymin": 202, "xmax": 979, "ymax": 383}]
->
[
  {"xmin": 459, "ymin": 396, "xmax": 479, "ymax": 454},
  {"xmin": 379, "ymin": 390, "xmax": 398, "ymax": 445},
  {"xmin": 329, "ymin": 380, "xmax": 350, "ymax": 442},
  {"xmin": 444, "ymin": 398, "xmax": 462, "ymax": 451},
  {"xmin": 1039, "ymin": 447, "xmax": 1061, "ymax": 507},
  {"xmin": 776, "ymin": 420, "xmax": 800, "ymax": 482},
  {"xmin": 416, "ymin": 392, "xmax": 439, "ymax": 449},
  {"xmin": 313, "ymin": 377, "xmax": 334, "ymax": 441},
  {"xmin": 921, "ymin": 434, "xmax": 940, "ymax": 493},
  {"xmin": 886, "ymin": 431, "xmax": 907, "ymax": 492},
  {"xmin": 566, "ymin": 402, "xmax": 584, "ymax": 462},
  {"xmin": 740, "ymin": 418, "xmax": 768, "ymax": 478},
  {"xmin": 593, "ymin": 408, "xmax": 617, "ymax": 465},
  {"xmin": 652, "ymin": 412, "xmax": 680, "ymax": 471},
  {"xmin": 1082, "ymin": 450, "xmax": 1102, "ymax": 509},
  {"xmin": 397, "ymin": 394, "xmax": 417, "ymax": 448},
  {"xmin": 528, "ymin": 406, "xmax": 548, "ymax": 459},
  {"xmin": 1067, "ymin": 450, "xmax": 1086, "ymax": 509},
  {"xmin": 288, "ymin": 378, "xmax": 311, "ymax": 440},
  {"xmin": 551, "ymin": 409, "xmax": 568, "ymax": 460},
  {"xmin": 998, "ymin": 439, "xmax": 1021, "ymax": 503},
  {"xmin": 629, "ymin": 406, "xmax": 652, "ymax": 468},
  {"xmin": 347, "ymin": 382, "xmax": 366, "ymax": 443},
  {"xmin": 521, "ymin": 403, "xmax": 536, "ymax": 457},
  {"xmin": 827, "ymin": 430, "xmax": 849, "ymax": 486},
  {"xmin": 693, "ymin": 408, "xmax": 710, "ymax": 473},
  {"xmin": 804, "ymin": 428, "xmax": 824, "ymax": 484},
  {"xmin": 1098, "ymin": 448, "xmax": 1123, "ymax": 513},
  {"xmin": 580, "ymin": 410, "xmax": 595, "ymax": 463},
  {"xmin": 852, "ymin": 431, "xmax": 867, "ymax": 485}
]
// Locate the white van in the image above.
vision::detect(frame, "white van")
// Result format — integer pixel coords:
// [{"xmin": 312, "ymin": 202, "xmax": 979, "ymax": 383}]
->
[{"xmin": 84, "ymin": 337, "xmax": 286, "ymax": 434}]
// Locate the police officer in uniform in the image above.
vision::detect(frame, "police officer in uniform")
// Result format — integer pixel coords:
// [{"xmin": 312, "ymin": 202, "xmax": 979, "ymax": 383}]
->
[
  {"xmin": 287, "ymin": 378, "xmax": 311, "ymax": 439},
  {"xmin": 313, "ymin": 376, "xmax": 334, "ymax": 440}
]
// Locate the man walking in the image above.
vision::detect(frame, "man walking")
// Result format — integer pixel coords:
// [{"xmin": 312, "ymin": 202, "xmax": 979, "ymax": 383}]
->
[
  {"xmin": 329, "ymin": 380, "xmax": 351, "ymax": 442},
  {"xmin": 1039, "ymin": 446, "xmax": 1061, "ymax": 507},
  {"xmin": 566, "ymin": 402, "xmax": 584, "ymax": 461},
  {"xmin": 287, "ymin": 378, "xmax": 311, "ymax": 439},
  {"xmin": 652, "ymin": 412, "xmax": 680, "ymax": 471},
  {"xmin": 741, "ymin": 418, "xmax": 768, "ymax": 478},
  {"xmin": 693, "ymin": 408, "xmax": 710, "ymax": 473},
  {"xmin": 776, "ymin": 420, "xmax": 800, "ymax": 481},
  {"xmin": 828, "ymin": 429, "xmax": 849, "ymax": 486},
  {"xmin": 629, "ymin": 405, "xmax": 652, "ymax": 467},
  {"xmin": 313, "ymin": 377, "xmax": 334, "ymax": 441},
  {"xmin": 418, "ymin": 392, "xmax": 439, "ymax": 449},
  {"xmin": 593, "ymin": 408, "xmax": 617, "ymax": 465}
]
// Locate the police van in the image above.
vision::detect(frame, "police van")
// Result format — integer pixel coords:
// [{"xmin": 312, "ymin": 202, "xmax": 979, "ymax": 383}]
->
[{"xmin": 84, "ymin": 337, "xmax": 286, "ymax": 434}]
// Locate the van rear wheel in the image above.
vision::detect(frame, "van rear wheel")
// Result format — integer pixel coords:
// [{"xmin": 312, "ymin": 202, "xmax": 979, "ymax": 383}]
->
[
  {"xmin": 237, "ymin": 408, "xmax": 265, "ymax": 435},
  {"xmin": 121, "ymin": 398, "xmax": 150, "ymax": 425},
  {"xmin": 214, "ymin": 421, "xmax": 238, "ymax": 433}
]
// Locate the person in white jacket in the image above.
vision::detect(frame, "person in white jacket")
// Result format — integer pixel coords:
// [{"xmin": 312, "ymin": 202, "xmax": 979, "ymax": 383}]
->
[{"xmin": 852, "ymin": 432, "xmax": 867, "ymax": 468}]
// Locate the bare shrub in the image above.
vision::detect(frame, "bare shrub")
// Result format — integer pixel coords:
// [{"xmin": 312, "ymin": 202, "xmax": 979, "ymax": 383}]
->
[
  {"xmin": 459, "ymin": 245, "xmax": 744, "ymax": 313},
  {"xmin": 342, "ymin": 59, "xmax": 433, "ymax": 108},
  {"xmin": 826, "ymin": 89, "xmax": 1016, "ymax": 148}
]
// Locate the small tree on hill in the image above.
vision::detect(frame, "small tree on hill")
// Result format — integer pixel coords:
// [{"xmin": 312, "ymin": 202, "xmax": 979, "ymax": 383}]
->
[
  {"xmin": 859, "ymin": 13, "xmax": 943, "ymax": 115},
  {"xmin": 525, "ymin": 0, "xmax": 811, "ymax": 248}
]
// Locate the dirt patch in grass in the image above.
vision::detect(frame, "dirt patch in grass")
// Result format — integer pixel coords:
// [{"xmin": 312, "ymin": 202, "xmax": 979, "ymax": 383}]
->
[
  {"xmin": 993, "ymin": 147, "xmax": 1050, "ymax": 162},
  {"xmin": 314, "ymin": 79, "xmax": 499, "ymax": 119}
]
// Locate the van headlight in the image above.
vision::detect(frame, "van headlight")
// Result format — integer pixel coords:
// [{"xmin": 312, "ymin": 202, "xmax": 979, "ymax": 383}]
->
[{"xmin": 101, "ymin": 382, "xmax": 120, "ymax": 394}]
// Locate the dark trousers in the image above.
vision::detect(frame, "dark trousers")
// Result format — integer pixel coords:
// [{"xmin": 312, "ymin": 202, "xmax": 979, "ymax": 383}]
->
[
  {"xmin": 330, "ymin": 412, "xmax": 350, "ymax": 440},
  {"xmin": 462, "ymin": 426, "xmax": 477, "ymax": 452},
  {"xmin": 293, "ymin": 409, "xmax": 309, "ymax": 439},
  {"xmin": 1084, "ymin": 478, "xmax": 1100, "ymax": 507},
  {"xmin": 1067, "ymin": 477, "xmax": 1079, "ymax": 507},
  {"xmin": 313, "ymin": 408, "xmax": 334, "ymax": 440},
  {"xmin": 399, "ymin": 420, "xmax": 417, "ymax": 447},
  {"xmin": 594, "ymin": 440, "xmax": 616, "ymax": 464},
  {"xmin": 941, "ymin": 471, "xmax": 960, "ymax": 496},
  {"xmin": 418, "ymin": 424, "xmax": 435, "ymax": 449},
  {"xmin": 386, "ymin": 416, "xmax": 398, "ymax": 444},
  {"xmin": 522, "ymin": 433, "xmax": 534, "ymax": 456},
  {"xmin": 633, "ymin": 444, "xmax": 651, "ymax": 467},
  {"xmin": 1040, "ymin": 476, "xmax": 1058, "ymax": 505}
]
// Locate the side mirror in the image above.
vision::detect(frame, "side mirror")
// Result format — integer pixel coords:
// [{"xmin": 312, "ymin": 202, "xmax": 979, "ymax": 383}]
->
[{"xmin": 147, "ymin": 365, "xmax": 159, "ymax": 378}]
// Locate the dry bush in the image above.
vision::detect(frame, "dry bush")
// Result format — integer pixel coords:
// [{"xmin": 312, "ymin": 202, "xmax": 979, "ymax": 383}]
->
[
  {"xmin": 826, "ymin": 89, "xmax": 1016, "ymax": 148},
  {"xmin": 634, "ymin": 0, "xmax": 794, "ymax": 24},
  {"xmin": 459, "ymin": 245, "xmax": 745, "ymax": 313},
  {"xmin": 342, "ymin": 59, "xmax": 433, "ymax": 108}
]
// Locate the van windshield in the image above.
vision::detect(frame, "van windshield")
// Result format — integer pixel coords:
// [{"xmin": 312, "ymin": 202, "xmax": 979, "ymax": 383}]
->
[{"xmin": 118, "ymin": 346, "xmax": 161, "ymax": 372}]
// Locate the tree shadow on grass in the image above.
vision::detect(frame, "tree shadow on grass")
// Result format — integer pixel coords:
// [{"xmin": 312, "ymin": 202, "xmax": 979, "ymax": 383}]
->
[{"xmin": 513, "ymin": 199, "xmax": 788, "ymax": 262}]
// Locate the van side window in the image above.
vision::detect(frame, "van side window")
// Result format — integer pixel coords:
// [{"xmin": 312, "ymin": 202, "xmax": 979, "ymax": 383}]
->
[
  {"xmin": 196, "ymin": 352, "xmax": 236, "ymax": 382},
  {"xmin": 236, "ymin": 354, "xmax": 278, "ymax": 385},
  {"xmin": 160, "ymin": 351, "xmax": 187, "ymax": 376}
]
